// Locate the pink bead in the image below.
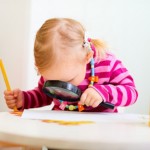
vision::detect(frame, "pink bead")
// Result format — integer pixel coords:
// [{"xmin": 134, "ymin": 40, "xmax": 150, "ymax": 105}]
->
[{"xmin": 59, "ymin": 102, "xmax": 67, "ymax": 110}]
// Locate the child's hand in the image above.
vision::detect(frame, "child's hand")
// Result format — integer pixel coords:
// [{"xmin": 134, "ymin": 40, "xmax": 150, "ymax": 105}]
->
[
  {"xmin": 79, "ymin": 87, "xmax": 103, "ymax": 108},
  {"xmin": 4, "ymin": 89, "xmax": 23, "ymax": 109}
]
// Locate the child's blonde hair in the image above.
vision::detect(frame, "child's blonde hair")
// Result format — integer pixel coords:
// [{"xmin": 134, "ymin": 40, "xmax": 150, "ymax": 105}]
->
[{"xmin": 34, "ymin": 18, "xmax": 107, "ymax": 72}]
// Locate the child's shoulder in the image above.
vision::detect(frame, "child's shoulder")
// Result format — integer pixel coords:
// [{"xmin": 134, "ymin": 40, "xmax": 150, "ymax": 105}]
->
[
  {"xmin": 94, "ymin": 52, "xmax": 119, "ymax": 68},
  {"xmin": 99, "ymin": 52, "xmax": 117, "ymax": 62}
]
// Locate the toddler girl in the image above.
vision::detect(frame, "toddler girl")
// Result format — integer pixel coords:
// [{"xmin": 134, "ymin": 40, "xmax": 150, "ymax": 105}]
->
[{"xmin": 4, "ymin": 18, "xmax": 138, "ymax": 112}]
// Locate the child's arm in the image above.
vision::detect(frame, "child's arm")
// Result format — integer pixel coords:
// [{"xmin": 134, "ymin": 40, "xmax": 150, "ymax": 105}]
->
[
  {"xmin": 92, "ymin": 55, "xmax": 138, "ymax": 107},
  {"xmin": 21, "ymin": 76, "xmax": 53, "ymax": 110}
]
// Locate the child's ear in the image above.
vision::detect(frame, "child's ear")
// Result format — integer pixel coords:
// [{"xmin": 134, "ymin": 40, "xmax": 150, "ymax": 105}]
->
[{"xmin": 86, "ymin": 51, "xmax": 94, "ymax": 63}]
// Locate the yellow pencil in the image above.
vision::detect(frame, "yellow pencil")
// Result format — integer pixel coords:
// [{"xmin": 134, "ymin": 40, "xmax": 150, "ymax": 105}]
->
[
  {"xmin": 148, "ymin": 106, "xmax": 150, "ymax": 127},
  {"xmin": 0, "ymin": 59, "xmax": 18, "ymax": 112}
]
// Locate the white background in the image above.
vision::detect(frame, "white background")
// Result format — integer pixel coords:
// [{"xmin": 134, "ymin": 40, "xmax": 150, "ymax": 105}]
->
[{"xmin": 0, "ymin": 0, "xmax": 150, "ymax": 114}]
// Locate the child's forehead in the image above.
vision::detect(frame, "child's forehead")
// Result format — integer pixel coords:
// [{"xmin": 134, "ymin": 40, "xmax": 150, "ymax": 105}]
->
[
  {"xmin": 44, "ymin": 60, "xmax": 81, "ymax": 74},
  {"xmin": 43, "ymin": 67, "xmax": 77, "ymax": 81}
]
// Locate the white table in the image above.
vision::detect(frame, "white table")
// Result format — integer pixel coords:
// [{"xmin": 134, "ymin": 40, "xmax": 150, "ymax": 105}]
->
[{"xmin": 0, "ymin": 111, "xmax": 150, "ymax": 150}]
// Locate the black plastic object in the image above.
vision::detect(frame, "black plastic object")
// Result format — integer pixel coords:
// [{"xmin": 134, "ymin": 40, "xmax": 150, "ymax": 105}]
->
[{"xmin": 43, "ymin": 80, "xmax": 115, "ymax": 109}]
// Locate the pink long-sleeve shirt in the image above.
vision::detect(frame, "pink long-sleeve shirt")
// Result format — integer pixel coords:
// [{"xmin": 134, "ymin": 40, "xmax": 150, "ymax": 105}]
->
[{"xmin": 22, "ymin": 53, "xmax": 138, "ymax": 112}]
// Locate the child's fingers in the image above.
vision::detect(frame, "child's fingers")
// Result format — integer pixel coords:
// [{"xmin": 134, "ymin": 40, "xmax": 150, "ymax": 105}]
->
[
  {"xmin": 6, "ymin": 99, "xmax": 17, "ymax": 109},
  {"xmin": 13, "ymin": 89, "xmax": 20, "ymax": 97},
  {"xmin": 79, "ymin": 92, "xmax": 87, "ymax": 105},
  {"xmin": 4, "ymin": 95, "xmax": 15, "ymax": 100},
  {"xmin": 84, "ymin": 96, "xmax": 92, "ymax": 106},
  {"xmin": 6, "ymin": 99, "xmax": 16, "ymax": 105},
  {"xmin": 88, "ymin": 99, "xmax": 96, "ymax": 106},
  {"xmin": 4, "ymin": 90, "xmax": 13, "ymax": 96},
  {"xmin": 4, "ymin": 89, "xmax": 22, "ymax": 109},
  {"xmin": 8, "ymin": 103, "xmax": 16, "ymax": 109},
  {"xmin": 92, "ymin": 100, "xmax": 101, "ymax": 108},
  {"xmin": 80, "ymin": 92, "xmax": 95, "ymax": 106}
]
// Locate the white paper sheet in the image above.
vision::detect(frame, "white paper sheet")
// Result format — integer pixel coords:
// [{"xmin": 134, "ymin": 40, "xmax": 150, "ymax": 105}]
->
[{"xmin": 21, "ymin": 109, "xmax": 149, "ymax": 123}]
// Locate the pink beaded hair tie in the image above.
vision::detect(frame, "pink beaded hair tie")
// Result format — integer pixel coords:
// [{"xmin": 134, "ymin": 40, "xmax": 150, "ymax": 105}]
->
[{"xmin": 83, "ymin": 38, "xmax": 96, "ymax": 57}]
